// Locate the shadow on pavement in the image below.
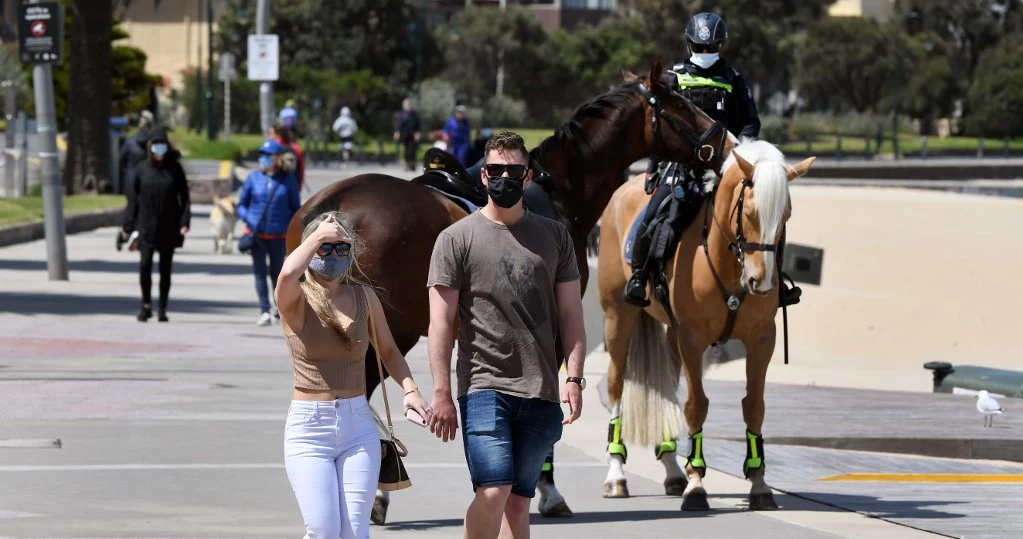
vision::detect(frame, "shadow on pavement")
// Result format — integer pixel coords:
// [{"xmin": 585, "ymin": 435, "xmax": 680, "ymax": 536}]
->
[
  {"xmin": 772, "ymin": 491, "xmax": 968, "ymax": 520},
  {"xmin": 0, "ymin": 291, "xmax": 251, "ymax": 316},
  {"xmin": 0, "ymin": 258, "xmax": 251, "ymax": 277}
]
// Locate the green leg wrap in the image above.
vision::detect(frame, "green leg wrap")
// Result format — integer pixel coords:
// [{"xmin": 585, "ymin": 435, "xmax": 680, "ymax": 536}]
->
[
  {"xmin": 687, "ymin": 430, "xmax": 706, "ymax": 477},
  {"xmin": 654, "ymin": 439, "xmax": 677, "ymax": 460},
  {"xmin": 607, "ymin": 417, "xmax": 628, "ymax": 463},
  {"xmin": 743, "ymin": 429, "xmax": 765, "ymax": 478}
]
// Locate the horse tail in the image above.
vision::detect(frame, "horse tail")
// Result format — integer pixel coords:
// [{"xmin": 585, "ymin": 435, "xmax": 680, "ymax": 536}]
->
[{"xmin": 620, "ymin": 311, "xmax": 684, "ymax": 447}]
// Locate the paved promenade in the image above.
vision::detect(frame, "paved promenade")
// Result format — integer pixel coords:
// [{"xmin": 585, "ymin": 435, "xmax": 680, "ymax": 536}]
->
[{"xmin": 2, "ymin": 163, "xmax": 1021, "ymax": 538}]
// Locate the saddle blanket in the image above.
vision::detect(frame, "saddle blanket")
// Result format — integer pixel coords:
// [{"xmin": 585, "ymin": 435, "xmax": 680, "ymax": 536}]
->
[{"xmin": 622, "ymin": 211, "xmax": 645, "ymax": 265}]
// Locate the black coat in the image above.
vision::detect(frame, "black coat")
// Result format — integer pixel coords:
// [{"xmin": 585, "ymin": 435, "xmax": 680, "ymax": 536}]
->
[
  {"xmin": 125, "ymin": 151, "xmax": 191, "ymax": 250},
  {"xmin": 119, "ymin": 129, "xmax": 153, "ymax": 230}
]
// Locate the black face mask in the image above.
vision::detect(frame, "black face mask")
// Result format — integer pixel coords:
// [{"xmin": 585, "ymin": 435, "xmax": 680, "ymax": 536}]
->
[{"xmin": 486, "ymin": 176, "xmax": 525, "ymax": 208}]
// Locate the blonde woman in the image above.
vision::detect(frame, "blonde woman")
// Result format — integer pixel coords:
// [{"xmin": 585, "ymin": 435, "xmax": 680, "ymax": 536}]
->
[{"xmin": 276, "ymin": 211, "xmax": 432, "ymax": 539}]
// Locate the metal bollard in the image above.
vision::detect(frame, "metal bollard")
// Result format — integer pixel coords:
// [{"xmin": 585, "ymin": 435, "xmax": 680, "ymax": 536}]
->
[{"xmin": 924, "ymin": 362, "xmax": 1023, "ymax": 398}]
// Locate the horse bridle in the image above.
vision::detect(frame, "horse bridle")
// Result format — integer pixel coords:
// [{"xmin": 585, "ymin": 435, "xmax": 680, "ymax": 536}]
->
[
  {"xmin": 634, "ymin": 83, "xmax": 727, "ymax": 172},
  {"xmin": 702, "ymin": 175, "xmax": 778, "ymax": 345}
]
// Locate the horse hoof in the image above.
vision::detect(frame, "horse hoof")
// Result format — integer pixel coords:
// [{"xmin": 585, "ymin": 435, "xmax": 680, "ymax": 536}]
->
[
  {"xmin": 680, "ymin": 491, "xmax": 710, "ymax": 511},
  {"xmin": 602, "ymin": 479, "xmax": 630, "ymax": 498},
  {"xmin": 664, "ymin": 477, "xmax": 688, "ymax": 496},
  {"xmin": 540, "ymin": 499, "xmax": 574, "ymax": 518},
  {"xmin": 371, "ymin": 495, "xmax": 388, "ymax": 525},
  {"xmin": 748, "ymin": 492, "xmax": 779, "ymax": 511}
]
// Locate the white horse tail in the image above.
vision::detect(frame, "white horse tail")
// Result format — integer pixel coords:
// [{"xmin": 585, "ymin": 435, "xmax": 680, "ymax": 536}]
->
[{"xmin": 620, "ymin": 311, "xmax": 684, "ymax": 447}]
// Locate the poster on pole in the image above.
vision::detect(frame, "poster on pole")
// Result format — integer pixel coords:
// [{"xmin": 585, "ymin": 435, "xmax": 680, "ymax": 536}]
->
[
  {"xmin": 247, "ymin": 34, "xmax": 279, "ymax": 81},
  {"xmin": 18, "ymin": 2, "xmax": 64, "ymax": 64}
]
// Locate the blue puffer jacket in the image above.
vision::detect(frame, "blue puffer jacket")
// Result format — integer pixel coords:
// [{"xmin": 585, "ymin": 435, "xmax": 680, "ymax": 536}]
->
[{"xmin": 237, "ymin": 170, "xmax": 301, "ymax": 237}]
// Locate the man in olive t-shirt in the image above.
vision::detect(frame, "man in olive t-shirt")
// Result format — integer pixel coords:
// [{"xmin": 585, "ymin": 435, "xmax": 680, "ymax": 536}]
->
[{"xmin": 426, "ymin": 131, "xmax": 587, "ymax": 539}]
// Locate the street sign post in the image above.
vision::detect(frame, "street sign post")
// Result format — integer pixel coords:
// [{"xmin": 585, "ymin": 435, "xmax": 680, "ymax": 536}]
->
[
  {"xmin": 247, "ymin": 34, "xmax": 279, "ymax": 82},
  {"xmin": 219, "ymin": 52, "xmax": 237, "ymax": 141},
  {"xmin": 20, "ymin": 0, "xmax": 67, "ymax": 281}
]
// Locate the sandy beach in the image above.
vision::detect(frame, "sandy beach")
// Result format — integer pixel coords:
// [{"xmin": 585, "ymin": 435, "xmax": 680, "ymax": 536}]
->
[{"xmin": 703, "ymin": 184, "xmax": 1023, "ymax": 393}]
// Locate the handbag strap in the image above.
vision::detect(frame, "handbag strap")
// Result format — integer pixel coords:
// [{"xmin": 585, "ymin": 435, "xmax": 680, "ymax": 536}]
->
[
  {"xmin": 253, "ymin": 179, "xmax": 282, "ymax": 235},
  {"xmin": 372, "ymin": 287, "xmax": 396, "ymax": 442}
]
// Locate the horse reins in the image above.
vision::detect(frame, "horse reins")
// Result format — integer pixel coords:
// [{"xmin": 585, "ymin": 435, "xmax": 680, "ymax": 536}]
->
[
  {"xmin": 701, "ymin": 176, "xmax": 778, "ymax": 348},
  {"xmin": 634, "ymin": 83, "xmax": 726, "ymax": 172}
]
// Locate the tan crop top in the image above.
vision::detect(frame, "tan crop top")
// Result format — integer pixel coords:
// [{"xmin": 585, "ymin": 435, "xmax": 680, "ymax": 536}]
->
[{"xmin": 284, "ymin": 285, "xmax": 371, "ymax": 392}]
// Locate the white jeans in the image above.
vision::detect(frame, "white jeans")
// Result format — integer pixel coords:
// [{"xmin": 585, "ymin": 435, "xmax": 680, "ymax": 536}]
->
[{"xmin": 284, "ymin": 396, "xmax": 381, "ymax": 539}]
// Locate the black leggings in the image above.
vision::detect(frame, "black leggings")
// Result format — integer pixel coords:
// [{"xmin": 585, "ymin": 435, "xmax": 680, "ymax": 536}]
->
[{"xmin": 139, "ymin": 244, "xmax": 175, "ymax": 310}]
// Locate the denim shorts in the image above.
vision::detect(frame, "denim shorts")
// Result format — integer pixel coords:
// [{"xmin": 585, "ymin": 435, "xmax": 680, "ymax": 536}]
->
[{"xmin": 458, "ymin": 389, "xmax": 564, "ymax": 498}]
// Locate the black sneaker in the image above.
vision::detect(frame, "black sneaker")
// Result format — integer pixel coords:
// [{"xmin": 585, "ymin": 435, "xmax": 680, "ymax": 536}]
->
[
  {"xmin": 137, "ymin": 306, "xmax": 152, "ymax": 322},
  {"xmin": 157, "ymin": 310, "xmax": 169, "ymax": 322}
]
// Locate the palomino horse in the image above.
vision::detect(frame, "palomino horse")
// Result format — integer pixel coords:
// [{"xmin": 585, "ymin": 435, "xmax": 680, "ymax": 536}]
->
[
  {"xmin": 596, "ymin": 139, "xmax": 814, "ymax": 510},
  {"xmin": 285, "ymin": 58, "xmax": 732, "ymax": 522}
]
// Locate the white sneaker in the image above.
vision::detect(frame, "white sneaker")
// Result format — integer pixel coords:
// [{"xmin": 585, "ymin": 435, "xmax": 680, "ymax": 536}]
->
[{"xmin": 257, "ymin": 312, "xmax": 273, "ymax": 326}]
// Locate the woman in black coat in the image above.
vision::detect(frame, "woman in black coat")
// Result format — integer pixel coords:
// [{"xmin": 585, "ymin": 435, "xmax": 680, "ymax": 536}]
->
[{"xmin": 121, "ymin": 129, "xmax": 191, "ymax": 322}]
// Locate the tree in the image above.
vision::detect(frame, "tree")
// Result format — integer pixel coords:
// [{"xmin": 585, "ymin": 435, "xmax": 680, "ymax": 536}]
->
[
  {"xmin": 540, "ymin": 15, "xmax": 656, "ymax": 124},
  {"xmin": 63, "ymin": 0, "xmax": 112, "ymax": 195},
  {"xmin": 795, "ymin": 16, "xmax": 894, "ymax": 112},
  {"xmin": 214, "ymin": 0, "xmax": 434, "ymax": 137},
  {"xmin": 897, "ymin": 34, "xmax": 961, "ymax": 135},
  {"xmin": 434, "ymin": 6, "xmax": 550, "ymax": 114},
  {"xmin": 965, "ymin": 34, "xmax": 1023, "ymax": 137}
]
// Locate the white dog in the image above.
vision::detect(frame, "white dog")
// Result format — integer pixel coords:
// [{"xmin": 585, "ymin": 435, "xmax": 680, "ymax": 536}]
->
[{"xmin": 210, "ymin": 193, "xmax": 239, "ymax": 254}]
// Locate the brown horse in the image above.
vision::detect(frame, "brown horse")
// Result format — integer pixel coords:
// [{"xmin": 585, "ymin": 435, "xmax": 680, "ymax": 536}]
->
[
  {"xmin": 285, "ymin": 58, "xmax": 732, "ymax": 522},
  {"xmin": 596, "ymin": 139, "xmax": 814, "ymax": 510}
]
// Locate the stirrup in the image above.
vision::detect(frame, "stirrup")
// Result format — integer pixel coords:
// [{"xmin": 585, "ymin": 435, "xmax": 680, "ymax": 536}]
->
[
  {"xmin": 780, "ymin": 281, "xmax": 801, "ymax": 307},
  {"xmin": 623, "ymin": 277, "xmax": 651, "ymax": 307}
]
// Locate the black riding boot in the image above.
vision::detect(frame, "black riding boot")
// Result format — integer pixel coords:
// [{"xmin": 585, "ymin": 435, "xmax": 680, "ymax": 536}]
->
[
  {"xmin": 623, "ymin": 223, "xmax": 654, "ymax": 307},
  {"xmin": 778, "ymin": 227, "xmax": 801, "ymax": 307}
]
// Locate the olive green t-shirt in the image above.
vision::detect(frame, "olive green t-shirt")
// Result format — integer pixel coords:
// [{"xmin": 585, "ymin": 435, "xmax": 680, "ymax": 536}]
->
[{"xmin": 427, "ymin": 210, "xmax": 580, "ymax": 402}]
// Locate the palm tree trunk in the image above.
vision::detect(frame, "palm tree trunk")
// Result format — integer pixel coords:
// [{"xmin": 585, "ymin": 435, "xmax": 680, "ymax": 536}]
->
[{"xmin": 63, "ymin": 0, "xmax": 113, "ymax": 195}]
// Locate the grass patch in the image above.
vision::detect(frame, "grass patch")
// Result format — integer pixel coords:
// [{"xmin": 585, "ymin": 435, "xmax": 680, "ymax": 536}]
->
[
  {"xmin": 779, "ymin": 135, "xmax": 1023, "ymax": 156},
  {"xmin": 0, "ymin": 194, "xmax": 125, "ymax": 227},
  {"xmin": 166, "ymin": 130, "xmax": 265, "ymax": 161}
]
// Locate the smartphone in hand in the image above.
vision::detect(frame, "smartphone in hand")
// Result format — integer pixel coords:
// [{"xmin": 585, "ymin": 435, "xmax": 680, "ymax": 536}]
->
[{"xmin": 405, "ymin": 408, "xmax": 427, "ymax": 427}]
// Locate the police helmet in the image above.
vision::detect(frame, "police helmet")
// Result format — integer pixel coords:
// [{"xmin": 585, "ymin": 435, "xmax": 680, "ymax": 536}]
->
[{"xmin": 685, "ymin": 12, "xmax": 727, "ymax": 48}]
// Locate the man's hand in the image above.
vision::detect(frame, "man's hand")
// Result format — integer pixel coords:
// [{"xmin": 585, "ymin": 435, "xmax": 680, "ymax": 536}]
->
[
  {"xmin": 429, "ymin": 392, "xmax": 458, "ymax": 442},
  {"xmin": 561, "ymin": 382, "xmax": 582, "ymax": 425},
  {"xmin": 180, "ymin": 226, "xmax": 189, "ymax": 235}
]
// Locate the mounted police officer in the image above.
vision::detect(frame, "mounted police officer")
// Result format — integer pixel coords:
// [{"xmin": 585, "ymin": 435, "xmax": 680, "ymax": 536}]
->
[{"xmin": 623, "ymin": 12, "xmax": 799, "ymax": 309}]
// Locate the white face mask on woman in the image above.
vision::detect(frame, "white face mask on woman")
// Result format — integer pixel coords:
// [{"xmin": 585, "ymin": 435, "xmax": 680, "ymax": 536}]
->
[{"xmin": 690, "ymin": 52, "xmax": 720, "ymax": 69}]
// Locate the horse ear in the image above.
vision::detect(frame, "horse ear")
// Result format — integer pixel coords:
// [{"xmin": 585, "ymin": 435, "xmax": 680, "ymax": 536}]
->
[
  {"xmin": 621, "ymin": 68, "xmax": 638, "ymax": 83},
  {"xmin": 647, "ymin": 58, "xmax": 664, "ymax": 87},
  {"xmin": 733, "ymin": 150, "xmax": 755, "ymax": 178},
  {"xmin": 786, "ymin": 157, "xmax": 816, "ymax": 181}
]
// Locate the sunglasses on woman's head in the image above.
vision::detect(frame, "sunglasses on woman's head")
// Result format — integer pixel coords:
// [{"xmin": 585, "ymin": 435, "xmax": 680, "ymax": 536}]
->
[
  {"xmin": 484, "ymin": 164, "xmax": 527, "ymax": 180},
  {"xmin": 317, "ymin": 242, "xmax": 351, "ymax": 257}
]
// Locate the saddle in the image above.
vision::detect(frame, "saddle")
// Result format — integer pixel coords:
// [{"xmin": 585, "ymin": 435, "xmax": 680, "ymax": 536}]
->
[
  {"xmin": 414, "ymin": 148, "xmax": 559, "ymax": 221},
  {"xmin": 414, "ymin": 148, "xmax": 488, "ymax": 212}
]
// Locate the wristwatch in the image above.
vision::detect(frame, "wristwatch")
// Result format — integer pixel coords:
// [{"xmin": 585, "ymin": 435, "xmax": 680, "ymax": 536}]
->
[{"xmin": 566, "ymin": 377, "xmax": 586, "ymax": 390}]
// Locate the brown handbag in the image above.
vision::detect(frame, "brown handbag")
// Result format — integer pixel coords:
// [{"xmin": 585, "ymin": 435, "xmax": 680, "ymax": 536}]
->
[{"xmin": 374, "ymin": 344, "xmax": 412, "ymax": 491}]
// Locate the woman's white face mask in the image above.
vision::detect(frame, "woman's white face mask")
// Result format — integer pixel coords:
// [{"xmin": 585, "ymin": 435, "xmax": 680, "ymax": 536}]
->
[{"xmin": 690, "ymin": 52, "xmax": 720, "ymax": 69}]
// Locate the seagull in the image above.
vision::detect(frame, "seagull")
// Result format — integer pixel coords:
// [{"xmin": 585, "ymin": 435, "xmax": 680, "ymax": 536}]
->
[{"xmin": 976, "ymin": 390, "xmax": 1006, "ymax": 428}]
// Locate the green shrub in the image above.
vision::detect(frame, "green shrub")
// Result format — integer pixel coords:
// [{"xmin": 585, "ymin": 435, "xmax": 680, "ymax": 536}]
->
[{"xmin": 758, "ymin": 116, "xmax": 790, "ymax": 145}]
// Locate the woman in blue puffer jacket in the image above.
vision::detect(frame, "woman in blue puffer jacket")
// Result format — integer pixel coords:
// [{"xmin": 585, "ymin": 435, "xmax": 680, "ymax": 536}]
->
[{"xmin": 237, "ymin": 139, "xmax": 302, "ymax": 326}]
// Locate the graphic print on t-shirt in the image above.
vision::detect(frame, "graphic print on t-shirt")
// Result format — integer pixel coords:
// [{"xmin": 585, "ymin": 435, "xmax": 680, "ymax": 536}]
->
[{"xmin": 497, "ymin": 250, "xmax": 548, "ymax": 332}]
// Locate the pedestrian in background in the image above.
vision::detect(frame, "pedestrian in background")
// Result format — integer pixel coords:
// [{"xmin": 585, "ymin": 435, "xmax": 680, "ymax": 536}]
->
[
  {"xmin": 270, "ymin": 124, "xmax": 306, "ymax": 193},
  {"xmin": 237, "ymin": 139, "xmax": 301, "ymax": 326},
  {"xmin": 393, "ymin": 98, "xmax": 421, "ymax": 172},
  {"xmin": 443, "ymin": 105, "xmax": 471, "ymax": 166},
  {"xmin": 332, "ymin": 106, "xmax": 358, "ymax": 169},
  {"xmin": 121, "ymin": 129, "xmax": 191, "ymax": 323}
]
